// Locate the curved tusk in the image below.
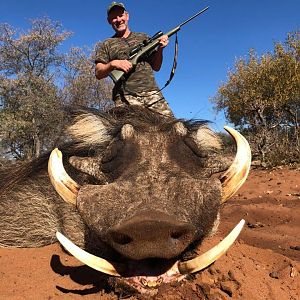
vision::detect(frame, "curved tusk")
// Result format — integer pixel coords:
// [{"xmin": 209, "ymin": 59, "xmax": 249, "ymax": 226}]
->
[
  {"xmin": 220, "ymin": 127, "xmax": 251, "ymax": 203},
  {"xmin": 48, "ymin": 148, "xmax": 80, "ymax": 205},
  {"xmin": 177, "ymin": 219, "xmax": 245, "ymax": 275},
  {"xmin": 56, "ymin": 232, "xmax": 121, "ymax": 277}
]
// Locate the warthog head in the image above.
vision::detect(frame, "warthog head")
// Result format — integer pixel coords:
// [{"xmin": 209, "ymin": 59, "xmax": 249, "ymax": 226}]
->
[{"xmin": 48, "ymin": 106, "xmax": 251, "ymax": 294}]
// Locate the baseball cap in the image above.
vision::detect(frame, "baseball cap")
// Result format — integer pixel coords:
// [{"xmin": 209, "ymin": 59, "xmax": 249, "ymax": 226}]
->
[{"xmin": 107, "ymin": 2, "xmax": 126, "ymax": 15}]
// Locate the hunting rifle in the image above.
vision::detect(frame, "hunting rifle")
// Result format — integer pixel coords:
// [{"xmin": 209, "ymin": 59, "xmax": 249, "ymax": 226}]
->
[{"xmin": 109, "ymin": 6, "xmax": 209, "ymax": 84}]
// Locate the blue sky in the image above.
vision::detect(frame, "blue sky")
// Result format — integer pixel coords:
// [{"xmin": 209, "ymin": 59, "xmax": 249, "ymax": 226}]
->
[{"xmin": 0, "ymin": 0, "xmax": 299, "ymax": 130}]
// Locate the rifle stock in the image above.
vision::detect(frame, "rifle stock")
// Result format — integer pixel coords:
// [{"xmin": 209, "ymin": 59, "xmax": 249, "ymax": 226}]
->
[
  {"xmin": 109, "ymin": 7, "xmax": 209, "ymax": 84},
  {"xmin": 109, "ymin": 69, "xmax": 125, "ymax": 84}
]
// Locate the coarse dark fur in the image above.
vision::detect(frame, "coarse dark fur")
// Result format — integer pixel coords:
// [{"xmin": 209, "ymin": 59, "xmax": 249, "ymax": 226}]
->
[{"xmin": 0, "ymin": 106, "xmax": 228, "ymax": 264}]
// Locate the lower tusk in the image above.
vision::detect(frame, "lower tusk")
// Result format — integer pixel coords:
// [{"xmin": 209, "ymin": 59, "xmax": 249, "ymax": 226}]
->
[
  {"xmin": 56, "ymin": 232, "xmax": 122, "ymax": 277},
  {"xmin": 56, "ymin": 220, "xmax": 245, "ymax": 279},
  {"xmin": 177, "ymin": 219, "xmax": 245, "ymax": 275}
]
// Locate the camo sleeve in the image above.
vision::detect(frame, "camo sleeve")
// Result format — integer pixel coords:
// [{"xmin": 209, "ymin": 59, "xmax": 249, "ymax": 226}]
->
[{"xmin": 95, "ymin": 41, "xmax": 110, "ymax": 64}]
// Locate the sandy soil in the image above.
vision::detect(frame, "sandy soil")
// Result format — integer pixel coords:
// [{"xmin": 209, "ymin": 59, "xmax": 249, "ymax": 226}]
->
[{"xmin": 0, "ymin": 167, "xmax": 299, "ymax": 299}]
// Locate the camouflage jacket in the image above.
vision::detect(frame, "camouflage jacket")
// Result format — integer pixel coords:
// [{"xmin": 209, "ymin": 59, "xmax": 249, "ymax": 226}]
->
[{"xmin": 95, "ymin": 32, "xmax": 161, "ymax": 100}]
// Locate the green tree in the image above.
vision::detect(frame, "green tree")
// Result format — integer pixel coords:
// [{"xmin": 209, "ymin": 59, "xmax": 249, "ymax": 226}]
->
[
  {"xmin": 0, "ymin": 17, "xmax": 70, "ymax": 76},
  {"xmin": 62, "ymin": 47, "xmax": 113, "ymax": 111},
  {"xmin": 0, "ymin": 17, "xmax": 136, "ymax": 161},
  {"xmin": 0, "ymin": 75, "xmax": 63, "ymax": 159},
  {"xmin": 0, "ymin": 17, "xmax": 70, "ymax": 160},
  {"xmin": 211, "ymin": 31, "xmax": 300, "ymax": 165}
]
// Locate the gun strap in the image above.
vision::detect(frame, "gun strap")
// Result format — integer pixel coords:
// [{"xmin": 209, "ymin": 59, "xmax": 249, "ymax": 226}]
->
[{"xmin": 160, "ymin": 32, "xmax": 178, "ymax": 92}]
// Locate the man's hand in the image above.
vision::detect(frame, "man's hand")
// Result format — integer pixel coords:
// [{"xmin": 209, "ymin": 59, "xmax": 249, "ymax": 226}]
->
[
  {"xmin": 110, "ymin": 59, "xmax": 133, "ymax": 73},
  {"xmin": 95, "ymin": 59, "xmax": 132, "ymax": 80},
  {"xmin": 158, "ymin": 34, "xmax": 169, "ymax": 49}
]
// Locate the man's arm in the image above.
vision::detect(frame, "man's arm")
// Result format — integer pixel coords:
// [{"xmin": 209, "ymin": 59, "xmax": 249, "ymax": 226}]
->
[
  {"xmin": 95, "ymin": 60, "xmax": 133, "ymax": 80},
  {"xmin": 149, "ymin": 35, "xmax": 169, "ymax": 72}
]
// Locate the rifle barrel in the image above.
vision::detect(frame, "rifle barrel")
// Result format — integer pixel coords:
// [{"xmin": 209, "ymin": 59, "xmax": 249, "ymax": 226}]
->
[{"xmin": 179, "ymin": 6, "xmax": 209, "ymax": 27}]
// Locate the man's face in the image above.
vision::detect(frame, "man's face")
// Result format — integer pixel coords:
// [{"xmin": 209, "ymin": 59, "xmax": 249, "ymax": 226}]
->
[{"xmin": 107, "ymin": 7, "xmax": 129, "ymax": 35}]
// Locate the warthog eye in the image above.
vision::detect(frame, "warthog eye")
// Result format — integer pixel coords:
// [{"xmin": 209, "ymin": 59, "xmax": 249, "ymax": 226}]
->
[
  {"xmin": 184, "ymin": 137, "xmax": 208, "ymax": 158},
  {"xmin": 168, "ymin": 138, "xmax": 206, "ymax": 170},
  {"xmin": 101, "ymin": 140, "xmax": 138, "ymax": 177},
  {"xmin": 101, "ymin": 140, "xmax": 125, "ymax": 164}
]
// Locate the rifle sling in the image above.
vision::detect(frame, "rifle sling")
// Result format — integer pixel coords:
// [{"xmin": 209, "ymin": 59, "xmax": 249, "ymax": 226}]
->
[{"xmin": 159, "ymin": 32, "xmax": 178, "ymax": 92}]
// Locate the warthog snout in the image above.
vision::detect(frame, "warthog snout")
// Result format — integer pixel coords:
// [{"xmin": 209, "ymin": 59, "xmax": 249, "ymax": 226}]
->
[{"xmin": 107, "ymin": 210, "xmax": 196, "ymax": 260}]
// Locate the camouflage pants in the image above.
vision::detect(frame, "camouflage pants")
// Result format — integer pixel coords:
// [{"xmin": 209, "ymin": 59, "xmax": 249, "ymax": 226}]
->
[{"xmin": 114, "ymin": 91, "xmax": 173, "ymax": 117}]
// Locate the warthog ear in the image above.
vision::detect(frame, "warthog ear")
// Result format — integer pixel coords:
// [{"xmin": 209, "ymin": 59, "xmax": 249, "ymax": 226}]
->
[{"xmin": 67, "ymin": 112, "xmax": 111, "ymax": 147}]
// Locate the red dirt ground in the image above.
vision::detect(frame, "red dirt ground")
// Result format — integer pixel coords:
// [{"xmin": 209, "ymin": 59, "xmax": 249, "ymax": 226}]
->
[{"xmin": 0, "ymin": 167, "xmax": 299, "ymax": 299}]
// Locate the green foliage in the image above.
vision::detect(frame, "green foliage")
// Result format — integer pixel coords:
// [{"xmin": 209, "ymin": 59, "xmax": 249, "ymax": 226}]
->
[
  {"xmin": 62, "ymin": 47, "xmax": 114, "ymax": 110},
  {"xmin": 0, "ymin": 17, "xmax": 71, "ymax": 76},
  {"xmin": 0, "ymin": 17, "xmax": 70, "ymax": 159},
  {"xmin": 0, "ymin": 17, "xmax": 113, "ymax": 160},
  {"xmin": 211, "ymin": 31, "xmax": 300, "ymax": 166},
  {"xmin": 0, "ymin": 75, "xmax": 64, "ymax": 159}
]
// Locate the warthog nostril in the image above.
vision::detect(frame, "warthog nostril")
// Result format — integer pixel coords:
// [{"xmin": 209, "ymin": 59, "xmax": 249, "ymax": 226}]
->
[
  {"xmin": 111, "ymin": 232, "xmax": 133, "ymax": 245},
  {"xmin": 171, "ymin": 229, "xmax": 189, "ymax": 240}
]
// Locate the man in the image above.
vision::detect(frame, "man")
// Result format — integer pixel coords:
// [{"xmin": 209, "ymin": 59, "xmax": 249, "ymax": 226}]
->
[{"xmin": 95, "ymin": 2, "xmax": 173, "ymax": 117}]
